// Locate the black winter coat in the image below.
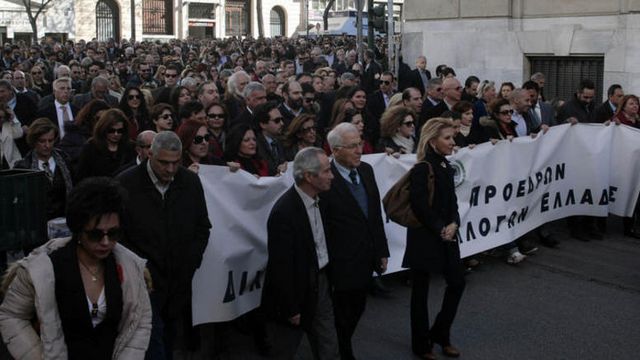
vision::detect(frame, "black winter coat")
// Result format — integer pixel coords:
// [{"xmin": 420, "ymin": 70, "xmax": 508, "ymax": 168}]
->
[{"xmin": 402, "ymin": 151, "xmax": 461, "ymax": 274}]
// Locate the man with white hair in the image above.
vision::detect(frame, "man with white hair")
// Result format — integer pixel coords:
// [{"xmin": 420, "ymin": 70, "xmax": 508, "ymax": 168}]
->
[
  {"xmin": 262, "ymin": 147, "xmax": 340, "ymax": 359},
  {"xmin": 12, "ymin": 70, "xmax": 39, "ymax": 105},
  {"xmin": 234, "ymin": 81, "xmax": 267, "ymax": 126},
  {"xmin": 72, "ymin": 76, "xmax": 118, "ymax": 109},
  {"xmin": 320, "ymin": 123, "xmax": 390, "ymax": 360},
  {"xmin": 37, "ymin": 78, "xmax": 79, "ymax": 138},
  {"xmin": 225, "ymin": 70, "xmax": 251, "ymax": 119}
]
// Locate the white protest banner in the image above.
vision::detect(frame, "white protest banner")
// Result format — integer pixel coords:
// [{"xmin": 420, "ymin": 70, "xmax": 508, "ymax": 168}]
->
[{"xmin": 192, "ymin": 124, "xmax": 640, "ymax": 325}]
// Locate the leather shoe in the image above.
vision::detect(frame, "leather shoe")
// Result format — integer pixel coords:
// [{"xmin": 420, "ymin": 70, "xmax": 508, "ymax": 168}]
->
[
  {"xmin": 441, "ymin": 344, "xmax": 460, "ymax": 358},
  {"xmin": 624, "ymin": 229, "xmax": 640, "ymax": 240}
]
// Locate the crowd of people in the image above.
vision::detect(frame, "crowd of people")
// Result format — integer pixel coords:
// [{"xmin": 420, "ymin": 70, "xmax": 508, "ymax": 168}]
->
[{"xmin": 0, "ymin": 34, "xmax": 638, "ymax": 360}]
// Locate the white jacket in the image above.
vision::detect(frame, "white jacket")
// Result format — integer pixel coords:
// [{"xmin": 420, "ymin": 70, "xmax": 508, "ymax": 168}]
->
[
  {"xmin": 0, "ymin": 118, "xmax": 23, "ymax": 168},
  {"xmin": 0, "ymin": 237, "xmax": 152, "ymax": 359}
]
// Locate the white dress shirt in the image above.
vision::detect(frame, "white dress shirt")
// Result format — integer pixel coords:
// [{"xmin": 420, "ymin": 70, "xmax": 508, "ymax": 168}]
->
[
  {"xmin": 294, "ymin": 184, "xmax": 329, "ymax": 269},
  {"xmin": 54, "ymin": 100, "xmax": 74, "ymax": 138}
]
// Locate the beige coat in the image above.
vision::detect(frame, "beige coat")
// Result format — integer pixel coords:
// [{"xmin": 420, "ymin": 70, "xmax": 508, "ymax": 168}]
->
[
  {"xmin": 0, "ymin": 237, "xmax": 152, "ymax": 359},
  {"xmin": 0, "ymin": 118, "xmax": 23, "ymax": 168}
]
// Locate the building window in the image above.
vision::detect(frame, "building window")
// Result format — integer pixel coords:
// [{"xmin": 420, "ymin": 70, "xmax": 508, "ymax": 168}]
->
[
  {"xmin": 226, "ymin": 1, "xmax": 250, "ymax": 37},
  {"xmin": 528, "ymin": 56, "xmax": 604, "ymax": 102},
  {"xmin": 143, "ymin": 0, "xmax": 174, "ymax": 35},
  {"xmin": 270, "ymin": 7, "xmax": 285, "ymax": 37},
  {"xmin": 96, "ymin": 0, "xmax": 120, "ymax": 41},
  {"xmin": 189, "ymin": 3, "xmax": 215, "ymax": 19}
]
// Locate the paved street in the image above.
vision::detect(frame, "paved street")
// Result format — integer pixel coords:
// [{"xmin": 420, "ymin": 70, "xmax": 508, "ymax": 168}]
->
[{"xmin": 213, "ymin": 218, "xmax": 640, "ymax": 360}]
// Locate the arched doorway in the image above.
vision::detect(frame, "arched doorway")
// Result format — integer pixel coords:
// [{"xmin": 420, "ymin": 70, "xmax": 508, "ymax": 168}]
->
[
  {"xmin": 270, "ymin": 7, "xmax": 285, "ymax": 37},
  {"xmin": 96, "ymin": 0, "xmax": 120, "ymax": 41}
]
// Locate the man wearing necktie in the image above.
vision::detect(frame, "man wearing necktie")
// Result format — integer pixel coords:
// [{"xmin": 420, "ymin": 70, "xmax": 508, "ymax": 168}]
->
[
  {"xmin": 255, "ymin": 101, "xmax": 288, "ymax": 176},
  {"xmin": 37, "ymin": 78, "xmax": 79, "ymax": 140},
  {"xmin": 320, "ymin": 123, "xmax": 390, "ymax": 360}
]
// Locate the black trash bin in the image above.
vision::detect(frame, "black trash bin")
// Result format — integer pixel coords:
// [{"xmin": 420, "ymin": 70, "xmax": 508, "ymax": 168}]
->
[{"xmin": 0, "ymin": 169, "xmax": 48, "ymax": 252}]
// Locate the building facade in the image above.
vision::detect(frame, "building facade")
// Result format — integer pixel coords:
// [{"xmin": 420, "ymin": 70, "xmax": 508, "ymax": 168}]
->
[{"xmin": 402, "ymin": 0, "xmax": 640, "ymax": 100}]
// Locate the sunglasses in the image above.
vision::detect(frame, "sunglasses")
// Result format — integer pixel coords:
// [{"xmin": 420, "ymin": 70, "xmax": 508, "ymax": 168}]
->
[
  {"xmin": 159, "ymin": 113, "xmax": 172, "ymax": 120},
  {"xmin": 403, "ymin": 121, "xmax": 415, "ymax": 127},
  {"xmin": 300, "ymin": 126, "xmax": 316, "ymax": 133},
  {"xmin": 270, "ymin": 116, "xmax": 284, "ymax": 123},
  {"xmin": 207, "ymin": 113, "xmax": 225, "ymax": 119},
  {"xmin": 193, "ymin": 134, "xmax": 211, "ymax": 144},
  {"xmin": 31, "ymin": 71, "xmax": 42, "ymax": 75},
  {"xmin": 165, "ymin": 73, "xmax": 177, "ymax": 78},
  {"xmin": 83, "ymin": 228, "xmax": 121, "ymax": 242},
  {"xmin": 499, "ymin": 109, "xmax": 514, "ymax": 115},
  {"xmin": 304, "ymin": 97, "xmax": 315, "ymax": 103},
  {"xmin": 380, "ymin": 80, "xmax": 391, "ymax": 85},
  {"xmin": 107, "ymin": 128, "xmax": 125, "ymax": 134},
  {"xmin": 128, "ymin": 94, "xmax": 141, "ymax": 100}
]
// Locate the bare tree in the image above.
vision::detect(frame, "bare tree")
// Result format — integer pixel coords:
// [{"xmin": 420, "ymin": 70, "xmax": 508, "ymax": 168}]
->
[
  {"xmin": 323, "ymin": 0, "xmax": 336, "ymax": 30},
  {"xmin": 257, "ymin": 0, "xmax": 264, "ymax": 38},
  {"xmin": 21, "ymin": 0, "xmax": 55, "ymax": 44}
]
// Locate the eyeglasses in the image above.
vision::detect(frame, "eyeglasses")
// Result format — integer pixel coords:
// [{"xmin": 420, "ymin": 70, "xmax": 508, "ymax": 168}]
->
[
  {"xmin": 403, "ymin": 121, "xmax": 415, "ymax": 127},
  {"xmin": 165, "ymin": 73, "xmax": 177, "ymax": 78},
  {"xmin": 137, "ymin": 143, "xmax": 151, "ymax": 149},
  {"xmin": 83, "ymin": 228, "xmax": 121, "ymax": 242},
  {"xmin": 380, "ymin": 80, "xmax": 391, "ymax": 85},
  {"xmin": 31, "ymin": 71, "xmax": 42, "ymax": 75},
  {"xmin": 193, "ymin": 134, "xmax": 211, "ymax": 144},
  {"xmin": 499, "ymin": 109, "xmax": 514, "ymax": 115},
  {"xmin": 270, "ymin": 116, "xmax": 284, "ymax": 123},
  {"xmin": 338, "ymin": 141, "xmax": 364, "ymax": 150},
  {"xmin": 207, "ymin": 113, "xmax": 225, "ymax": 119},
  {"xmin": 107, "ymin": 128, "xmax": 125, "ymax": 134},
  {"xmin": 128, "ymin": 94, "xmax": 141, "ymax": 100},
  {"xmin": 159, "ymin": 113, "xmax": 172, "ymax": 120}
]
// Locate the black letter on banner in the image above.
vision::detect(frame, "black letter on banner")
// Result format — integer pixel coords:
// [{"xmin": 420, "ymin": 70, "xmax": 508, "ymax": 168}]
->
[
  {"xmin": 609, "ymin": 186, "xmax": 618, "ymax": 202},
  {"xmin": 544, "ymin": 167, "xmax": 552, "ymax": 184},
  {"xmin": 239, "ymin": 271, "xmax": 248, "ymax": 295},
  {"xmin": 503, "ymin": 183, "xmax": 513, "ymax": 201},
  {"xmin": 553, "ymin": 192, "xmax": 563, "ymax": 209},
  {"xmin": 517, "ymin": 180, "xmax": 526, "ymax": 197},
  {"xmin": 465, "ymin": 222, "xmax": 476, "ymax": 242},
  {"xmin": 565, "ymin": 189, "xmax": 576, "ymax": 206},
  {"xmin": 223, "ymin": 271, "xmax": 236, "ymax": 303},
  {"xmin": 479, "ymin": 218, "xmax": 490, "ymax": 236},
  {"xmin": 541, "ymin": 192, "xmax": 549, "ymax": 212},
  {"xmin": 599, "ymin": 189, "xmax": 609, "ymax": 205},
  {"xmin": 580, "ymin": 189, "xmax": 593, "ymax": 205},
  {"xmin": 508, "ymin": 211, "xmax": 517, "ymax": 228},
  {"xmin": 535, "ymin": 172, "xmax": 543, "ymax": 188},
  {"xmin": 518, "ymin": 207, "xmax": 528, "ymax": 222},
  {"xmin": 250, "ymin": 271, "xmax": 263, "ymax": 291},
  {"xmin": 528, "ymin": 177, "xmax": 535, "ymax": 194},
  {"xmin": 470, "ymin": 186, "xmax": 480, "ymax": 207},
  {"xmin": 485, "ymin": 185, "xmax": 497, "ymax": 204},
  {"xmin": 496, "ymin": 215, "xmax": 506, "ymax": 232},
  {"xmin": 555, "ymin": 163, "xmax": 565, "ymax": 181}
]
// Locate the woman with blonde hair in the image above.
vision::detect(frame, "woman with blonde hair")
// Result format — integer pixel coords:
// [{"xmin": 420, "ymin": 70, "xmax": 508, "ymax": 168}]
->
[
  {"xmin": 403, "ymin": 118, "xmax": 465, "ymax": 360},
  {"xmin": 377, "ymin": 105, "xmax": 417, "ymax": 155}
]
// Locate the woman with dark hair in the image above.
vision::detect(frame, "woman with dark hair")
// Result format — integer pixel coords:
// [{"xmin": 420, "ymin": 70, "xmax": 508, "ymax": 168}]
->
[
  {"xmin": 76, "ymin": 109, "xmax": 135, "ymax": 181},
  {"xmin": 283, "ymin": 114, "xmax": 318, "ymax": 161},
  {"xmin": 204, "ymin": 102, "xmax": 228, "ymax": 160},
  {"xmin": 378, "ymin": 105, "xmax": 417, "ymax": 155},
  {"xmin": 451, "ymin": 100, "xmax": 474, "ymax": 147},
  {"xmin": 59, "ymin": 100, "xmax": 111, "ymax": 169},
  {"xmin": 0, "ymin": 177, "xmax": 152, "ymax": 359},
  {"xmin": 333, "ymin": 108, "xmax": 375, "ymax": 154},
  {"xmin": 169, "ymin": 85, "xmax": 192, "ymax": 113},
  {"xmin": 468, "ymin": 98, "xmax": 517, "ymax": 144},
  {"xmin": 150, "ymin": 103, "xmax": 174, "ymax": 133},
  {"xmin": 176, "ymin": 119, "xmax": 221, "ymax": 173},
  {"xmin": 14, "ymin": 118, "xmax": 73, "ymax": 220},
  {"xmin": 118, "ymin": 86, "xmax": 151, "ymax": 139},
  {"xmin": 345, "ymin": 86, "xmax": 380, "ymax": 145},
  {"xmin": 224, "ymin": 123, "xmax": 269, "ymax": 177},
  {"xmin": 405, "ymin": 118, "xmax": 465, "ymax": 360},
  {"xmin": 498, "ymin": 82, "xmax": 515, "ymax": 100}
]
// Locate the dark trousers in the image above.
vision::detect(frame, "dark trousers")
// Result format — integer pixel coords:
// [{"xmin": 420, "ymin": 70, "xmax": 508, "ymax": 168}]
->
[
  {"xmin": 409, "ymin": 267, "xmax": 465, "ymax": 355},
  {"xmin": 332, "ymin": 288, "xmax": 367, "ymax": 360}
]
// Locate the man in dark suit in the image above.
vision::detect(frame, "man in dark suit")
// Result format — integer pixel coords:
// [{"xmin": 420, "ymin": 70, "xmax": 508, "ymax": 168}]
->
[
  {"xmin": 367, "ymin": 72, "xmax": 396, "ymax": 126},
  {"xmin": 409, "ymin": 56, "xmax": 432, "ymax": 97},
  {"xmin": 592, "ymin": 84, "xmax": 624, "ymax": 123},
  {"xmin": 421, "ymin": 78, "xmax": 443, "ymax": 114},
  {"xmin": 277, "ymin": 81, "xmax": 304, "ymax": 128},
  {"xmin": 117, "ymin": 131, "xmax": 211, "ymax": 358},
  {"xmin": 232, "ymin": 81, "xmax": 267, "ymax": 127},
  {"xmin": 37, "ymin": 78, "xmax": 79, "ymax": 139},
  {"xmin": 557, "ymin": 79, "xmax": 596, "ymax": 124},
  {"xmin": 262, "ymin": 147, "xmax": 340, "ymax": 359},
  {"xmin": 151, "ymin": 64, "xmax": 180, "ymax": 104},
  {"xmin": 419, "ymin": 77, "xmax": 462, "ymax": 136},
  {"xmin": 523, "ymin": 81, "xmax": 555, "ymax": 128},
  {"xmin": 72, "ymin": 76, "xmax": 118, "ymax": 109},
  {"xmin": 255, "ymin": 101, "xmax": 287, "ymax": 176},
  {"xmin": 361, "ymin": 50, "xmax": 382, "ymax": 94},
  {"xmin": 321, "ymin": 123, "xmax": 390, "ymax": 360},
  {"xmin": 12, "ymin": 70, "xmax": 40, "ymax": 105}
]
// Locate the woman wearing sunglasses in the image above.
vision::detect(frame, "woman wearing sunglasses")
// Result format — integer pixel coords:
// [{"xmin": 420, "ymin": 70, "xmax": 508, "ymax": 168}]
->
[
  {"xmin": 76, "ymin": 109, "xmax": 135, "ymax": 181},
  {"xmin": 0, "ymin": 177, "xmax": 152, "ymax": 359},
  {"xmin": 204, "ymin": 102, "xmax": 227, "ymax": 160},
  {"xmin": 118, "ymin": 86, "xmax": 151, "ymax": 139},
  {"xmin": 176, "ymin": 119, "xmax": 218, "ymax": 174},
  {"xmin": 468, "ymin": 98, "xmax": 518, "ymax": 145},
  {"xmin": 150, "ymin": 103, "xmax": 174, "ymax": 133},
  {"xmin": 378, "ymin": 105, "xmax": 418, "ymax": 156}
]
